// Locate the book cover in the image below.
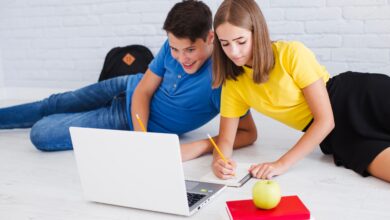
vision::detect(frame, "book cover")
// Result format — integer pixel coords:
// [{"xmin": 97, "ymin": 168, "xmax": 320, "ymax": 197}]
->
[{"xmin": 226, "ymin": 195, "xmax": 310, "ymax": 220}]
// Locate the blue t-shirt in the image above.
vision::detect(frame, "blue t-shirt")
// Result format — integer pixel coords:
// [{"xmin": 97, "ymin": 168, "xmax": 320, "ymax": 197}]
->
[{"xmin": 126, "ymin": 40, "xmax": 221, "ymax": 135}]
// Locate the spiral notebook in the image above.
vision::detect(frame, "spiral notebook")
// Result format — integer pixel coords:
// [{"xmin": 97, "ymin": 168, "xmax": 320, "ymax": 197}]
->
[{"xmin": 185, "ymin": 163, "xmax": 252, "ymax": 187}]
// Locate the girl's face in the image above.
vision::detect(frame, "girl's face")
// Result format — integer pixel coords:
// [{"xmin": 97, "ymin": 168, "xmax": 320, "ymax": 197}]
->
[{"xmin": 216, "ymin": 22, "xmax": 253, "ymax": 67}]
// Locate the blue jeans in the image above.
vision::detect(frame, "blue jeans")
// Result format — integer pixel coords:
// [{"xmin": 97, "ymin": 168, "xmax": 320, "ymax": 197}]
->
[{"xmin": 0, "ymin": 75, "xmax": 132, "ymax": 151}]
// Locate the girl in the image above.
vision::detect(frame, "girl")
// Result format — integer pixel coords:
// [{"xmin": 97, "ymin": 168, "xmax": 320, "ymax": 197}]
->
[{"xmin": 211, "ymin": 0, "xmax": 390, "ymax": 183}]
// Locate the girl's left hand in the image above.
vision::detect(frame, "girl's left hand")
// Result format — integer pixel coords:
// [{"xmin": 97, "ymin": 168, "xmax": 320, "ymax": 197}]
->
[{"xmin": 248, "ymin": 160, "xmax": 289, "ymax": 179}]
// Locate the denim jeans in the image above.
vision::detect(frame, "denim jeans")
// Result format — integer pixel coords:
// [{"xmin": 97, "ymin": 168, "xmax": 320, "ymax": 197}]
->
[{"xmin": 0, "ymin": 75, "xmax": 132, "ymax": 151}]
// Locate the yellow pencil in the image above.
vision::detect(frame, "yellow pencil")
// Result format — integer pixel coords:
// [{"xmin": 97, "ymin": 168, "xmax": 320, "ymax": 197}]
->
[
  {"xmin": 207, "ymin": 134, "xmax": 235, "ymax": 176},
  {"xmin": 207, "ymin": 134, "xmax": 228, "ymax": 163},
  {"xmin": 135, "ymin": 114, "xmax": 147, "ymax": 132}
]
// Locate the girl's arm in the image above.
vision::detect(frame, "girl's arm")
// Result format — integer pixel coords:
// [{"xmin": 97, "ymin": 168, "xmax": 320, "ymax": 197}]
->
[
  {"xmin": 180, "ymin": 112, "xmax": 257, "ymax": 161},
  {"xmin": 249, "ymin": 78, "xmax": 334, "ymax": 179},
  {"xmin": 211, "ymin": 116, "xmax": 241, "ymax": 179}
]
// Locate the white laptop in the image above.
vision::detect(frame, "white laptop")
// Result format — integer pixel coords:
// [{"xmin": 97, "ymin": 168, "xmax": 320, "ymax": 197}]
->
[{"xmin": 69, "ymin": 127, "xmax": 226, "ymax": 216}]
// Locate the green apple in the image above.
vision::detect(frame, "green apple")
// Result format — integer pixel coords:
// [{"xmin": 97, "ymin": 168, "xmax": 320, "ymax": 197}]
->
[{"xmin": 252, "ymin": 180, "xmax": 281, "ymax": 209}]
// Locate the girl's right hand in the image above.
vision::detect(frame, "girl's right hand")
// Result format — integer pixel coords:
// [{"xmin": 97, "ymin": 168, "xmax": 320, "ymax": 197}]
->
[
  {"xmin": 248, "ymin": 160, "xmax": 289, "ymax": 179},
  {"xmin": 212, "ymin": 158, "xmax": 237, "ymax": 179}
]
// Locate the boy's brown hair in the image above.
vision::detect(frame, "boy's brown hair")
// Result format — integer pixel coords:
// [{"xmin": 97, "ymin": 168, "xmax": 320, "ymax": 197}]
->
[{"xmin": 163, "ymin": 0, "xmax": 212, "ymax": 42}]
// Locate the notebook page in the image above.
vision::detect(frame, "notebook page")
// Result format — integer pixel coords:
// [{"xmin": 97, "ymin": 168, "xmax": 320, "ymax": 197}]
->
[{"xmin": 187, "ymin": 163, "xmax": 252, "ymax": 187}]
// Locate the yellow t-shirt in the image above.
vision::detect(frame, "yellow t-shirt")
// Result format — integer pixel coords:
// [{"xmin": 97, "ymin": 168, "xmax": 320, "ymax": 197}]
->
[{"xmin": 221, "ymin": 41, "xmax": 330, "ymax": 130}]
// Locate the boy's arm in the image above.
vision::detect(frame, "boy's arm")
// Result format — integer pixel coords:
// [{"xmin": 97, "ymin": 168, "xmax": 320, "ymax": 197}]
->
[
  {"xmin": 131, "ymin": 68, "xmax": 162, "ymax": 131},
  {"xmin": 180, "ymin": 112, "xmax": 257, "ymax": 161}
]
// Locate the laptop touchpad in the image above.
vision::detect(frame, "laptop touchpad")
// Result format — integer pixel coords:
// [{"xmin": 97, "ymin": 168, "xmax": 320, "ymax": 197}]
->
[{"xmin": 185, "ymin": 181, "xmax": 199, "ymax": 190}]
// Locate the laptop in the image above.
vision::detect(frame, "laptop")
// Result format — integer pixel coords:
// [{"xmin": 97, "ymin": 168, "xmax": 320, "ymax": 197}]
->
[{"xmin": 69, "ymin": 127, "xmax": 226, "ymax": 216}]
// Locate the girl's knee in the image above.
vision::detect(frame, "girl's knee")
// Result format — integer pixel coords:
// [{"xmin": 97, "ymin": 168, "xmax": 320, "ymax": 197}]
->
[{"xmin": 367, "ymin": 147, "xmax": 390, "ymax": 183}]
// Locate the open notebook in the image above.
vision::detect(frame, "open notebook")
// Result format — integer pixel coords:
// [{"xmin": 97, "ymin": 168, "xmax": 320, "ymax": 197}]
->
[{"xmin": 185, "ymin": 163, "xmax": 252, "ymax": 187}]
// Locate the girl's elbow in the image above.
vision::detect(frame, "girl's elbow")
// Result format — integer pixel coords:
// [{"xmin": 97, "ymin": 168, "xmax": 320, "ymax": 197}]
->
[
  {"xmin": 328, "ymin": 117, "xmax": 335, "ymax": 132},
  {"xmin": 314, "ymin": 116, "xmax": 334, "ymax": 134},
  {"xmin": 249, "ymin": 129, "xmax": 258, "ymax": 145}
]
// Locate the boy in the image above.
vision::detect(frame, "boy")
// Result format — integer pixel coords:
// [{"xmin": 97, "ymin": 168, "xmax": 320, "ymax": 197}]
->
[{"xmin": 0, "ymin": 0, "xmax": 257, "ymax": 161}]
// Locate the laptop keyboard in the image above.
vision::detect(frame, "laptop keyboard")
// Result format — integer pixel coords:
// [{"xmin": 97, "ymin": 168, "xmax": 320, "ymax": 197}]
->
[{"xmin": 187, "ymin": 192, "xmax": 206, "ymax": 207}]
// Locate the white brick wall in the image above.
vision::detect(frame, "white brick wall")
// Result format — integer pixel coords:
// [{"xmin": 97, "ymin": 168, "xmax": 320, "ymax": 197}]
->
[
  {"xmin": 0, "ymin": 49, "xmax": 4, "ymax": 87},
  {"xmin": 0, "ymin": 0, "xmax": 389, "ymax": 91},
  {"xmin": 0, "ymin": 49, "xmax": 5, "ymax": 99}
]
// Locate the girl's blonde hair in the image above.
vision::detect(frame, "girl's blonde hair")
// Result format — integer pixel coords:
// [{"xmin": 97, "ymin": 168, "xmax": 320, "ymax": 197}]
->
[{"xmin": 212, "ymin": 0, "xmax": 274, "ymax": 88}]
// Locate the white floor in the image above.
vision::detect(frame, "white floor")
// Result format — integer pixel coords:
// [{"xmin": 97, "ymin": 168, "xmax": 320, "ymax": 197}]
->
[{"xmin": 1, "ymin": 99, "xmax": 390, "ymax": 220}]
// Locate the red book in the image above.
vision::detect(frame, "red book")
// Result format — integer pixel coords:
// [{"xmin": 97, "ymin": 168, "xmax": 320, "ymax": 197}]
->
[{"xmin": 226, "ymin": 195, "xmax": 310, "ymax": 220}]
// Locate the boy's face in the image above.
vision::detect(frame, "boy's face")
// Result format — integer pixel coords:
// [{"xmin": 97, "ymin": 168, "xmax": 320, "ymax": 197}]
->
[{"xmin": 168, "ymin": 32, "xmax": 213, "ymax": 74}]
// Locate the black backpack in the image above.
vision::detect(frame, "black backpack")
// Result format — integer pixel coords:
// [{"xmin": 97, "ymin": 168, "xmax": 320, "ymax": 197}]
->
[{"xmin": 98, "ymin": 45, "xmax": 154, "ymax": 82}]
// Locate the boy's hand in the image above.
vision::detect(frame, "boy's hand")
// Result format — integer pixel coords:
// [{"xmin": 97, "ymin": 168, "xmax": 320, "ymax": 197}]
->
[
  {"xmin": 212, "ymin": 158, "xmax": 237, "ymax": 179},
  {"xmin": 248, "ymin": 160, "xmax": 289, "ymax": 179}
]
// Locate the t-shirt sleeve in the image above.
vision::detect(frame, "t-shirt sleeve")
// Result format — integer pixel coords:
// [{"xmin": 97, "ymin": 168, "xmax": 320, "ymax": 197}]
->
[
  {"xmin": 210, "ymin": 87, "xmax": 222, "ymax": 112},
  {"xmin": 148, "ymin": 40, "xmax": 169, "ymax": 77},
  {"xmin": 220, "ymin": 80, "xmax": 250, "ymax": 118},
  {"xmin": 287, "ymin": 41, "xmax": 329, "ymax": 89}
]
